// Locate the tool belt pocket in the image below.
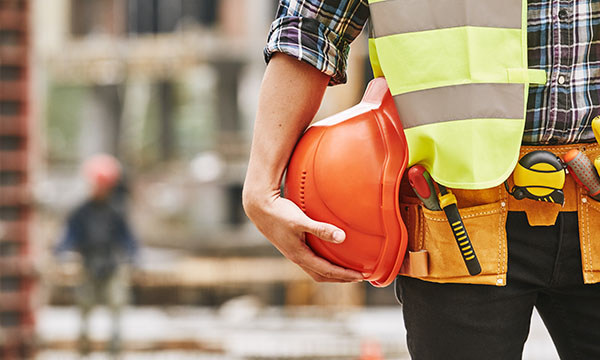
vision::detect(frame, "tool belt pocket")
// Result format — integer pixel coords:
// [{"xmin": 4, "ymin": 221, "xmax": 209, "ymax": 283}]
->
[
  {"xmin": 399, "ymin": 197, "xmax": 508, "ymax": 286},
  {"xmin": 579, "ymin": 194, "xmax": 600, "ymax": 283}
]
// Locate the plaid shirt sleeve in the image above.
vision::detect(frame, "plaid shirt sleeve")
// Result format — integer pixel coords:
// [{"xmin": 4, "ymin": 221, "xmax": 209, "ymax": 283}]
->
[{"xmin": 265, "ymin": 0, "xmax": 370, "ymax": 86}]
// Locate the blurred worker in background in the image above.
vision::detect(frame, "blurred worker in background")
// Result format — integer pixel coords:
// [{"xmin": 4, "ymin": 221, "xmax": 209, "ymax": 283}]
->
[{"xmin": 55, "ymin": 154, "xmax": 138, "ymax": 356}]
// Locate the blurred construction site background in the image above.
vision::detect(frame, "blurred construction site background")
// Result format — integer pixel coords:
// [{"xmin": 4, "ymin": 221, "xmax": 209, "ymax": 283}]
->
[{"xmin": 0, "ymin": 0, "xmax": 558, "ymax": 359}]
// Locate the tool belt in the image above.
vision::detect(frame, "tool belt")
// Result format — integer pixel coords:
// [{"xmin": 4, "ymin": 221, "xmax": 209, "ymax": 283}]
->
[{"xmin": 398, "ymin": 143, "xmax": 600, "ymax": 286}]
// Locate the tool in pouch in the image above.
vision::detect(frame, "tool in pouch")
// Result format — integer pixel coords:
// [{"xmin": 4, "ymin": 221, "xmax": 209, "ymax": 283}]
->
[
  {"xmin": 407, "ymin": 165, "xmax": 441, "ymax": 211},
  {"xmin": 408, "ymin": 165, "xmax": 482, "ymax": 276},
  {"xmin": 437, "ymin": 184, "xmax": 482, "ymax": 276},
  {"xmin": 563, "ymin": 149, "xmax": 600, "ymax": 201},
  {"xmin": 591, "ymin": 116, "xmax": 600, "ymax": 177},
  {"xmin": 505, "ymin": 150, "xmax": 566, "ymax": 205}
]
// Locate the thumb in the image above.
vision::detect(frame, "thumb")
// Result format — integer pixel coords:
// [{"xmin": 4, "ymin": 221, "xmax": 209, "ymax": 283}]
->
[{"xmin": 302, "ymin": 219, "xmax": 346, "ymax": 244}]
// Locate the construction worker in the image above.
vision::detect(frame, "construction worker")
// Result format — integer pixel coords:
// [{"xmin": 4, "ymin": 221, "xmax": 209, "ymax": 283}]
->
[
  {"xmin": 55, "ymin": 154, "xmax": 137, "ymax": 355},
  {"xmin": 243, "ymin": 1, "xmax": 600, "ymax": 359}
]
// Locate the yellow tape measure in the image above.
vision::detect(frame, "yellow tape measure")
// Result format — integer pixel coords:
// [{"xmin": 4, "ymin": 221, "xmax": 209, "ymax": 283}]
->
[{"xmin": 506, "ymin": 150, "xmax": 566, "ymax": 204}]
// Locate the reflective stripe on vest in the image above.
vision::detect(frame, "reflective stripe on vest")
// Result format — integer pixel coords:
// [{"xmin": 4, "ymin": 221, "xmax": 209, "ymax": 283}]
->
[{"xmin": 368, "ymin": 0, "xmax": 546, "ymax": 189}]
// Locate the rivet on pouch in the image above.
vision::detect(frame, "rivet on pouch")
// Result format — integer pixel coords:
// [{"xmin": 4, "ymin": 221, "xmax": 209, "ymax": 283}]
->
[
  {"xmin": 582, "ymin": 197, "xmax": 588, "ymax": 203},
  {"xmin": 500, "ymin": 201, "xmax": 506, "ymax": 207},
  {"xmin": 497, "ymin": 278, "xmax": 504, "ymax": 285}
]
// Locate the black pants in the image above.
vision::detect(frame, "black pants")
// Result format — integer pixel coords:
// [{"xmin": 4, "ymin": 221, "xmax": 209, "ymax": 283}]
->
[{"xmin": 395, "ymin": 211, "xmax": 600, "ymax": 360}]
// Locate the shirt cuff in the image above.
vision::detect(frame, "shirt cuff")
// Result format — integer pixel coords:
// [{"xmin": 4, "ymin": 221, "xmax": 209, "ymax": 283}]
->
[{"xmin": 264, "ymin": 16, "xmax": 351, "ymax": 86}]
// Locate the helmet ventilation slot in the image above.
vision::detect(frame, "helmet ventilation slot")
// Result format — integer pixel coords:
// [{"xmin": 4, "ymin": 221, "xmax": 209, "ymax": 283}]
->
[{"xmin": 300, "ymin": 171, "xmax": 307, "ymax": 211}]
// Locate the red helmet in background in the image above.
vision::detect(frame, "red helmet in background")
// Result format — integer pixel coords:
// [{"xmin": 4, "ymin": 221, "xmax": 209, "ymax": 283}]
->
[
  {"xmin": 83, "ymin": 154, "xmax": 121, "ymax": 192},
  {"xmin": 285, "ymin": 78, "xmax": 409, "ymax": 287}
]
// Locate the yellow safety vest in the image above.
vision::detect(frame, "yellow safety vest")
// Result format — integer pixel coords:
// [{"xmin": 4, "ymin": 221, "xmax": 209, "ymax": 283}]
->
[{"xmin": 367, "ymin": 0, "xmax": 546, "ymax": 189}]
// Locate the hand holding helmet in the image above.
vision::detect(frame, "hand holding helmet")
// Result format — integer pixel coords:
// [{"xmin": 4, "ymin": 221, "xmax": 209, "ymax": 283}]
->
[
  {"xmin": 243, "ymin": 193, "xmax": 364, "ymax": 283},
  {"xmin": 285, "ymin": 77, "xmax": 409, "ymax": 287}
]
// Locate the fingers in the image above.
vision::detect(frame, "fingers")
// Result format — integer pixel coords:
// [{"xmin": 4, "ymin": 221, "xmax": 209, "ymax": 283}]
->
[
  {"xmin": 304, "ymin": 269, "xmax": 359, "ymax": 283},
  {"xmin": 286, "ymin": 243, "xmax": 364, "ymax": 283},
  {"xmin": 304, "ymin": 255, "xmax": 364, "ymax": 283},
  {"xmin": 283, "ymin": 204, "xmax": 363, "ymax": 282},
  {"xmin": 298, "ymin": 218, "xmax": 346, "ymax": 244},
  {"xmin": 246, "ymin": 196, "xmax": 364, "ymax": 283}
]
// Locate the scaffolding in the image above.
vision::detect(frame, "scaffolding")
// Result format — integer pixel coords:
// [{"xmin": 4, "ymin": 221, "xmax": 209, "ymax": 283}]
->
[{"xmin": 0, "ymin": 0, "xmax": 36, "ymax": 358}]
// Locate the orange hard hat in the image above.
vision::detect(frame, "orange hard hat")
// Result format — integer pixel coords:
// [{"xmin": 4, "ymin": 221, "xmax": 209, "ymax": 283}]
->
[
  {"xmin": 83, "ymin": 154, "xmax": 121, "ymax": 191},
  {"xmin": 285, "ymin": 78, "xmax": 409, "ymax": 287}
]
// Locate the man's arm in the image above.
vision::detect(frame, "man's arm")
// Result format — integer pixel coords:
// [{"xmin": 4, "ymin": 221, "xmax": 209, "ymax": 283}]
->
[{"xmin": 243, "ymin": 53, "xmax": 364, "ymax": 282}]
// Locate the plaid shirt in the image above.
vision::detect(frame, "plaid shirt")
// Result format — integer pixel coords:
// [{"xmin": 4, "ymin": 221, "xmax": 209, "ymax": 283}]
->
[{"xmin": 266, "ymin": 0, "xmax": 600, "ymax": 144}]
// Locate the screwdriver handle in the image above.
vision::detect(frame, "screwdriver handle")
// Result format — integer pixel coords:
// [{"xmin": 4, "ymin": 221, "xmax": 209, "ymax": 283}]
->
[
  {"xmin": 438, "ymin": 186, "xmax": 482, "ymax": 276},
  {"xmin": 408, "ymin": 165, "xmax": 441, "ymax": 211},
  {"xmin": 563, "ymin": 149, "xmax": 600, "ymax": 200}
]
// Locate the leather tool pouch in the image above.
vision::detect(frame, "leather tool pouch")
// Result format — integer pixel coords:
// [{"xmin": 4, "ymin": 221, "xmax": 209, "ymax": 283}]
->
[
  {"xmin": 398, "ymin": 143, "xmax": 600, "ymax": 285},
  {"xmin": 398, "ymin": 181, "xmax": 509, "ymax": 286}
]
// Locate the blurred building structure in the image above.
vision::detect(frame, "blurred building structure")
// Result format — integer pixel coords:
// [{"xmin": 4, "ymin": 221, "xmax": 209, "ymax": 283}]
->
[
  {"xmin": 0, "ymin": 0, "xmax": 37, "ymax": 358},
  {"xmin": 33, "ymin": 0, "xmax": 369, "ymax": 258},
  {"xmin": 30, "ymin": 0, "xmax": 374, "ymax": 312},
  {"xmin": 34, "ymin": 0, "xmax": 279, "ymax": 251}
]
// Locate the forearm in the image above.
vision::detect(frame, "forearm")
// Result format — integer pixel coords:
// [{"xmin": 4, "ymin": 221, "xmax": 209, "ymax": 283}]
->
[
  {"xmin": 242, "ymin": 53, "xmax": 362, "ymax": 282},
  {"xmin": 243, "ymin": 53, "xmax": 329, "ymax": 207}
]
